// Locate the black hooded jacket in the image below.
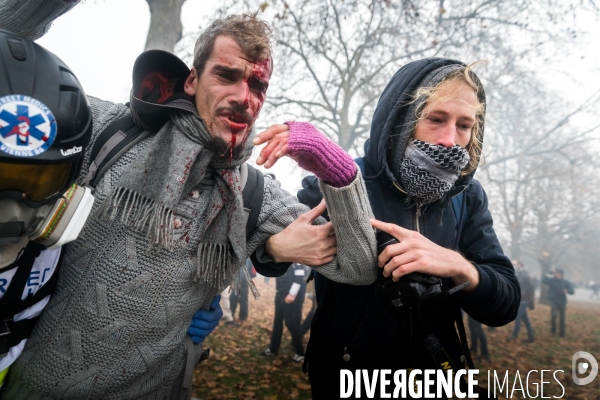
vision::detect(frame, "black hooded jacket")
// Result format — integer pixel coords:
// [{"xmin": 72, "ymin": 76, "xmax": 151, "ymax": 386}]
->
[{"xmin": 298, "ymin": 58, "xmax": 520, "ymax": 397}]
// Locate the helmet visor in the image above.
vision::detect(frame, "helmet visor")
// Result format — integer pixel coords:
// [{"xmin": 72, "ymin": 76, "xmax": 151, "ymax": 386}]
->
[{"xmin": 0, "ymin": 161, "xmax": 73, "ymax": 202}]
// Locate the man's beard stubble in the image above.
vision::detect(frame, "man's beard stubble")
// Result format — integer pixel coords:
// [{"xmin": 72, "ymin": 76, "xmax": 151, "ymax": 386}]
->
[
  {"xmin": 206, "ymin": 133, "xmax": 249, "ymax": 160},
  {"xmin": 207, "ymin": 104, "xmax": 254, "ymax": 160}
]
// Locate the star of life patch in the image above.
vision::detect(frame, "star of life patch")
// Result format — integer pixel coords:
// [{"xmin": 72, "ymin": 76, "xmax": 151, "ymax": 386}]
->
[{"xmin": 0, "ymin": 95, "xmax": 57, "ymax": 157}]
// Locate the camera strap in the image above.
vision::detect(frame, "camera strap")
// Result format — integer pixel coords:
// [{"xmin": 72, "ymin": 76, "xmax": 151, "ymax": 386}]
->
[
  {"xmin": 456, "ymin": 308, "xmax": 475, "ymax": 369},
  {"xmin": 410, "ymin": 299, "xmax": 496, "ymax": 399},
  {"xmin": 451, "ymin": 190, "xmax": 466, "ymax": 251},
  {"xmin": 449, "ymin": 191, "xmax": 484, "ymax": 386}
]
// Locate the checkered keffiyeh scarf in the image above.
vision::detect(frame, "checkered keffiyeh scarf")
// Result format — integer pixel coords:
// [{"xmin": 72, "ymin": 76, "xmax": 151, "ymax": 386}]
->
[{"xmin": 399, "ymin": 139, "xmax": 470, "ymax": 206}]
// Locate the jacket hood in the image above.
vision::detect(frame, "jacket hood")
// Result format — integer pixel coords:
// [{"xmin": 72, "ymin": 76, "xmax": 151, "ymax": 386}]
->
[{"xmin": 363, "ymin": 57, "xmax": 486, "ymax": 195}]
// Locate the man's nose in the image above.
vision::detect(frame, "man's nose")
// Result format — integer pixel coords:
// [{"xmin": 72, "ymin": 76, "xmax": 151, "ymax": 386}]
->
[{"xmin": 229, "ymin": 80, "xmax": 250, "ymax": 108}]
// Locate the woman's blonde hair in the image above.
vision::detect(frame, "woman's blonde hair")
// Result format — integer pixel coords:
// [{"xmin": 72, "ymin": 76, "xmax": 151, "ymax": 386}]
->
[{"xmin": 412, "ymin": 62, "xmax": 486, "ymax": 175}]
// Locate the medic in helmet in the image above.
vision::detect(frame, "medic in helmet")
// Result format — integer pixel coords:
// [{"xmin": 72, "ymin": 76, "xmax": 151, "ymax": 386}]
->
[{"xmin": 0, "ymin": 29, "xmax": 93, "ymax": 388}]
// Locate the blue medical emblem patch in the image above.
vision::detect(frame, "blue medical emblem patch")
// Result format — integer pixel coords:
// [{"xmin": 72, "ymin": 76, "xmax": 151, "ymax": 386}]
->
[{"xmin": 0, "ymin": 95, "xmax": 57, "ymax": 157}]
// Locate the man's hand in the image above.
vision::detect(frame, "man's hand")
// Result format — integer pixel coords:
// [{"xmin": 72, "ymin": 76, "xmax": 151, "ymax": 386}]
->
[
  {"xmin": 187, "ymin": 295, "xmax": 223, "ymax": 344},
  {"xmin": 254, "ymin": 124, "xmax": 290, "ymax": 169},
  {"xmin": 265, "ymin": 200, "xmax": 337, "ymax": 266},
  {"xmin": 284, "ymin": 294, "xmax": 296, "ymax": 304},
  {"xmin": 371, "ymin": 219, "xmax": 479, "ymax": 291}
]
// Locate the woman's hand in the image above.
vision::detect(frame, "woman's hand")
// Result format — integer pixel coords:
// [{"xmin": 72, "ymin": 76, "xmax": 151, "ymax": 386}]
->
[{"xmin": 371, "ymin": 218, "xmax": 479, "ymax": 291}]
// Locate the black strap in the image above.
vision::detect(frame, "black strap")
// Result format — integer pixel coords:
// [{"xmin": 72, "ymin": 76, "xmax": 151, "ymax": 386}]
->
[
  {"xmin": 85, "ymin": 114, "xmax": 147, "ymax": 188},
  {"xmin": 3, "ymin": 317, "xmax": 39, "ymax": 349},
  {"xmin": 244, "ymin": 164, "xmax": 290, "ymax": 275},
  {"xmin": 456, "ymin": 309, "xmax": 475, "ymax": 369},
  {"xmin": 88, "ymin": 114, "xmax": 138, "ymax": 164},
  {"xmin": 0, "ymin": 241, "xmax": 45, "ymax": 320},
  {"xmin": 242, "ymin": 164, "xmax": 264, "ymax": 241},
  {"xmin": 451, "ymin": 191, "xmax": 467, "ymax": 251},
  {"xmin": 411, "ymin": 311, "xmax": 495, "ymax": 399},
  {"xmin": 450, "ymin": 192, "xmax": 479, "ymax": 377}
]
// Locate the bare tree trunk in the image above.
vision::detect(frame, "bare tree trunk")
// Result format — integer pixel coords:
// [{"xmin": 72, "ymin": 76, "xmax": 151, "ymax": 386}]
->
[
  {"xmin": 509, "ymin": 221, "xmax": 523, "ymax": 260},
  {"xmin": 538, "ymin": 253, "xmax": 552, "ymax": 305},
  {"xmin": 537, "ymin": 216, "xmax": 554, "ymax": 305},
  {"xmin": 144, "ymin": 0, "xmax": 186, "ymax": 52}
]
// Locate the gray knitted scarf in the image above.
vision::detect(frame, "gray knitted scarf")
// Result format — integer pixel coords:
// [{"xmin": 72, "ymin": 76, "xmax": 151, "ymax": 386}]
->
[
  {"xmin": 97, "ymin": 110, "xmax": 255, "ymax": 293},
  {"xmin": 399, "ymin": 139, "xmax": 469, "ymax": 206}
]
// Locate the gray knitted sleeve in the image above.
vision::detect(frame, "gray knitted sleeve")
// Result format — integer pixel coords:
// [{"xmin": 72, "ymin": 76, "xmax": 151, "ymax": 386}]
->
[
  {"xmin": 248, "ymin": 168, "xmax": 378, "ymax": 285},
  {"xmin": 0, "ymin": 0, "xmax": 79, "ymax": 41},
  {"xmin": 318, "ymin": 167, "xmax": 378, "ymax": 284}
]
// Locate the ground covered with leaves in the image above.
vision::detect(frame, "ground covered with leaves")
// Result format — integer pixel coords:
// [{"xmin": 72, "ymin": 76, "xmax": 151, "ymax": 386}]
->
[
  {"xmin": 193, "ymin": 279, "xmax": 600, "ymax": 400},
  {"xmin": 476, "ymin": 301, "xmax": 600, "ymax": 400}
]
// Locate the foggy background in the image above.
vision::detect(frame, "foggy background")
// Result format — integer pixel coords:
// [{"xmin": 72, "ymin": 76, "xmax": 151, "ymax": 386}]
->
[
  {"xmin": 37, "ymin": 0, "xmax": 600, "ymax": 294},
  {"xmin": 27, "ymin": 1, "xmax": 600, "ymax": 398}
]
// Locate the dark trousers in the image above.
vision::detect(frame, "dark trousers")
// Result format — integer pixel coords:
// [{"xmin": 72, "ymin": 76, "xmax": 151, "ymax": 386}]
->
[
  {"xmin": 230, "ymin": 277, "xmax": 249, "ymax": 320},
  {"xmin": 512, "ymin": 303, "xmax": 534, "ymax": 340},
  {"xmin": 468, "ymin": 316, "xmax": 489, "ymax": 357},
  {"xmin": 550, "ymin": 302, "xmax": 566, "ymax": 337},
  {"xmin": 269, "ymin": 288, "xmax": 305, "ymax": 356},
  {"xmin": 301, "ymin": 295, "xmax": 316, "ymax": 335}
]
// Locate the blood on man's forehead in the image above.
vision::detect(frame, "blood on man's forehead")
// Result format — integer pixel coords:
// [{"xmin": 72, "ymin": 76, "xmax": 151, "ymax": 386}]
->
[{"xmin": 251, "ymin": 57, "xmax": 272, "ymax": 81}]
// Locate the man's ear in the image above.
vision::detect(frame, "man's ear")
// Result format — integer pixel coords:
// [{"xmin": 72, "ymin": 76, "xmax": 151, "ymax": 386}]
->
[{"xmin": 184, "ymin": 67, "xmax": 197, "ymax": 96}]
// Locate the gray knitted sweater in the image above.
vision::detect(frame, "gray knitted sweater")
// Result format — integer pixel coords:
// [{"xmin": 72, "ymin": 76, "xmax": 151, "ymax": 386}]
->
[{"xmin": 0, "ymin": 3, "xmax": 378, "ymax": 397}]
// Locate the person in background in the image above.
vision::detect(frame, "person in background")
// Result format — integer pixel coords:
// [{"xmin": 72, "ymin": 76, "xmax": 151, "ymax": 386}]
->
[
  {"xmin": 589, "ymin": 280, "xmax": 600, "ymax": 300},
  {"xmin": 260, "ymin": 263, "xmax": 307, "ymax": 363},
  {"xmin": 509, "ymin": 260, "xmax": 535, "ymax": 342},
  {"xmin": 219, "ymin": 287, "xmax": 236, "ymax": 325},
  {"xmin": 542, "ymin": 269, "xmax": 574, "ymax": 337}
]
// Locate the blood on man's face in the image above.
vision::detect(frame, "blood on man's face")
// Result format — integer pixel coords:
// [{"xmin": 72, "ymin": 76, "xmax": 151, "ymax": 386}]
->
[{"xmin": 185, "ymin": 36, "xmax": 271, "ymax": 158}]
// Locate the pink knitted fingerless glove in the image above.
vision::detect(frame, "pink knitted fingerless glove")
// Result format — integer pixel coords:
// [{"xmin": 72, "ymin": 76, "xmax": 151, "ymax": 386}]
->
[{"xmin": 286, "ymin": 121, "xmax": 357, "ymax": 188}]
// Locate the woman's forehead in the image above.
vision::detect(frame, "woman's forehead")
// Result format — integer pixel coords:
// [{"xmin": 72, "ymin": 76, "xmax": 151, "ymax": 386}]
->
[{"xmin": 424, "ymin": 80, "xmax": 478, "ymax": 111}]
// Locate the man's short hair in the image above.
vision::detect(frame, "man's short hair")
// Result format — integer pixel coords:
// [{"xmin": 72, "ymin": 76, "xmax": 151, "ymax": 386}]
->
[{"xmin": 193, "ymin": 14, "xmax": 273, "ymax": 77}]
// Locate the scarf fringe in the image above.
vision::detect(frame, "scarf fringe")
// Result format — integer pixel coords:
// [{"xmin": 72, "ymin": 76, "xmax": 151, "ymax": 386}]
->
[
  {"xmin": 242, "ymin": 261, "xmax": 260, "ymax": 299},
  {"xmin": 97, "ymin": 187, "xmax": 175, "ymax": 251},
  {"xmin": 195, "ymin": 243, "xmax": 260, "ymax": 299},
  {"xmin": 195, "ymin": 243, "xmax": 233, "ymax": 286}
]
